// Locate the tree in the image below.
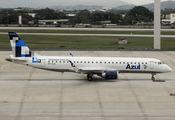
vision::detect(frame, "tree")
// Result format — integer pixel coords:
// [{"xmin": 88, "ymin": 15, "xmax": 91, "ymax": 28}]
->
[
  {"xmin": 35, "ymin": 8, "xmax": 67, "ymax": 20},
  {"xmin": 35, "ymin": 8, "xmax": 55, "ymax": 20},
  {"xmin": 128, "ymin": 6, "xmax": 153, "ymax": 23},
  {"xmin": 22, "ymin": 18, "xmax": 29, "ymax": 24},
  {"xmin": 74, "ymin": 10, "xmax": 91, "ymax": 24},
  {"xmin": 0, "ymin": 10, "xmax": 18, "ymax": 24}
]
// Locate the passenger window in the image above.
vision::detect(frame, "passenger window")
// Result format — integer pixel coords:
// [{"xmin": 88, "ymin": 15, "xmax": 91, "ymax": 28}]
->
[
  {"xmin": 142, "ymin": 62, "xmax": 144, "ymax": 64},
  {"xmin": 134, "ymin": 62, "xmax": 136, "ymax": 64},
  {"xmin": 123, "ymin": 62, "xmax": 125, "ymax": 64},
  {"xmin": 80, "ymin": 61, "xmax": 82, "ymax": 63},
  {"xmin": 77, "ymin": 61, "xmax": 79, "ymax": 63},
  {"xmin": 74, "ymin": 61, "xmax": 75, "ymax": 63},
  {"xmin": 145, "ymin": 62, "xmax": 147, "ymax": 64},
  {"xmin": 131, "ymin": 62, "xmax": 132, "ymax": 64},
  {"xmin": 116, "ymin": 62, "xmax": 118, "ymax": 64},
  {"xmin": 96, "ymin": 62, "xmax": 98, "ymax": 64},
  {"xmin": 127, "ymin": 62, "xmax": 129, "ymax": 64},
  {"xmin": 112, "ymin": 62, "xmax": 114, "ymax": 64},
  {"xmin": 138, "ymin": 62, "xmax": 140, "ymax": 64},
  {"xmin": 84, "ymin": 61, "xmax": 86, "ymax": 63},
  {"xmin": 120, "ymin": 62, "xmax": 121, "ymax": 64},
  {"xmin": 104, "ymin": 62, "xmax": 106, "ymax": 64},
  {"xmin": 88, "ymin": 61, "xmax": 90, "ymax": 63},
  {"xmin": 92, "ymin": 61, "xmax": 94, "ymax": 63},
  {"xmin": 60, "ymin": 61, "xmax": 61, "ymax": 63},
  {"xmin": 108, "ymin": 62, "xmax": 110, "ymax": 64}
]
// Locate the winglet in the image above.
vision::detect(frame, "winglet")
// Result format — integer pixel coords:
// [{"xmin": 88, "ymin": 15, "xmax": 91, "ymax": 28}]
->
[
  {"xmin": 69, "ymin": 60, "xmax": 76, "ymax": 67},
  {"xmin": 69, "ymin": 60, "xmax": 79, "ymax": 72},
  {"xmin": 70, "ymin": 53, "xmax": 74, "ymax": 57}
]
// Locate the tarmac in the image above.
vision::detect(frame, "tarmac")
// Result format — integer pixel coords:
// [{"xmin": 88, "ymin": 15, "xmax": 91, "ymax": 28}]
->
[{"xmin": 0, "ymin": 51, "xmax": 175, "ymax": 120}]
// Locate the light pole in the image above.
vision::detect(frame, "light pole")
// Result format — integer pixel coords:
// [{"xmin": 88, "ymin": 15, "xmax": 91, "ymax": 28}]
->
[
  {"xmin": 154, "ymin": 0, "xmax": 161, "ymax": 49},
  {"xmin": 7, "ymin": 11, "xmax": 9, "ymax": 26}
]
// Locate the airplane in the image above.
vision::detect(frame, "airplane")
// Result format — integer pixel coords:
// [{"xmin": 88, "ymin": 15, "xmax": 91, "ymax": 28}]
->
[{"xmin": 6, "ymin": 32, "xmax": 172, "ymax": 81}]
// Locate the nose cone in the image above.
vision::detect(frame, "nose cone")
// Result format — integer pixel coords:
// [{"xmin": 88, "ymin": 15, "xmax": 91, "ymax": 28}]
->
[{"xmin": 167, "ymin": 66, "xmax": 172, "ymax": 72}]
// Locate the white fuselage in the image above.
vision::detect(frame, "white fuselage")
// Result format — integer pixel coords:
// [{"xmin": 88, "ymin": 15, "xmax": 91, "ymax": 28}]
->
[{"xmin": 17, "ymin": 56, "xmax": 172, "ymax": 74}]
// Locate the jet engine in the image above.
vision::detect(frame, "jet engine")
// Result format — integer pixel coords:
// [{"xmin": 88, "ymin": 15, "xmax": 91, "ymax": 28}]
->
[{"xmin": 101, "ymin": 71, "xmax": 118, "ymax": 79}]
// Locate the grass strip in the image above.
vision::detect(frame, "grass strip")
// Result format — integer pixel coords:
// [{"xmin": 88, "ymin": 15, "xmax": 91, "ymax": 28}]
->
[{"xmin": 0, "ymin": 35, "xmax": 175, "ymax": 50}]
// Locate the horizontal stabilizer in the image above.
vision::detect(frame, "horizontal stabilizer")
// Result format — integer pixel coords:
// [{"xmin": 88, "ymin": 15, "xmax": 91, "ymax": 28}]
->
[{"xmin": 5, "ymin": 55, "xmax": 28, "ymax": 62}]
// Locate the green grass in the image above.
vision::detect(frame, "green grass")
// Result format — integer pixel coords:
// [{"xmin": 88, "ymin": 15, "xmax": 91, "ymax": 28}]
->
[
  {"xmin": 0, "ymin": 35, "xmax": 175, "ymax": 50},
  {"xmin": 0, "ymin": 29, "xmax": 175, "ymax": 35}
]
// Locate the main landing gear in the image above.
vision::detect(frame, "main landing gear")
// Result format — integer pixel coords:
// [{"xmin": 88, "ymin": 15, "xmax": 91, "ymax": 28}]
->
[
  {"xmin": 151, "ymin": 73, "xmax": 156, "ymax": 81},
  {"xmin": 87, "ymin": 74, "xmax": 93, "ymax": 81}
]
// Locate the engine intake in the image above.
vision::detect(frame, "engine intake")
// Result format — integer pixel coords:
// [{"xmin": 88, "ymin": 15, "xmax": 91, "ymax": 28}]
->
[{"xmin": 102, "ymin": 71, "xmax": 118, "ymax": 79}]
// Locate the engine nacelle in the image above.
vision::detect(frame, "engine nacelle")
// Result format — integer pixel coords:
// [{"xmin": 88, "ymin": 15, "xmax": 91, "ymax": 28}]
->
[{"xmin": 101, "ymin": 71, "xmax": 118, "ymax": 79}]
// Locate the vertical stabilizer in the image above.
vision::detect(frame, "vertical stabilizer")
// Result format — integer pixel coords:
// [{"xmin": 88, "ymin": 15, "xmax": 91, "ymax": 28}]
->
[{"xmin": 9, "ymin": 32, "xmax": 32, "ymax": 57}]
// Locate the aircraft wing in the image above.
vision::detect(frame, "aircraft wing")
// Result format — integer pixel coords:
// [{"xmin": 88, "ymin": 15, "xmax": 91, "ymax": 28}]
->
[
  {"xmin": 69, "ymin": 60, "xmax": 117, "ymax": 74},
  {"xmin": 72, "ymin": 66, "xmax": 117, "ymax": 74}
]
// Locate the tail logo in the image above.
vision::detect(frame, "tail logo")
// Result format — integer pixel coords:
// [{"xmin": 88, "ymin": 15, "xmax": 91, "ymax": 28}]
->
[{"xmin": 9, "ymin": 32, "xmax": 31, "ymax": 57}]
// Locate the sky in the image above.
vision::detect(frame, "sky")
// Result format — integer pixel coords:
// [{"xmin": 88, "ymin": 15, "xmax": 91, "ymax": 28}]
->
[
  {"xmin": 122, "ymin": 0, "xmax": 173, "ymax": 5},
  {"xmin": 0, "ymin": 0, "xmax": 174, "ymax": 8}
]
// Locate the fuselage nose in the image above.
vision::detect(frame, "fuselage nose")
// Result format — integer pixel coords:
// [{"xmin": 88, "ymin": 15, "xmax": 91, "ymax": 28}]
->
[{"xmin": 166, "ymin": 65, "xmax": 172, "ymax": 72}]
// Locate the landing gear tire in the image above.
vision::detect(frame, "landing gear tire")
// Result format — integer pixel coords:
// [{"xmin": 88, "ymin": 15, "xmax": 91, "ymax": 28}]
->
[
  {"xmin": 88, "ymin": 76, "xmax": 93, "ymax": 81},
  {"xmin": 151, "ymin": 73, "xmax": 156, "ymax": 81},
  {"xmin": 152, "ymin": 77, "xmax": 155, "ymax": 81},
  {"xmin": 87, "ymin": 74, "xmax": 93, "ymax": 81}
]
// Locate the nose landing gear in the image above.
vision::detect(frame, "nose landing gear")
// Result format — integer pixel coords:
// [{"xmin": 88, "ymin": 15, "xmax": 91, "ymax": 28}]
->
[{"xmin": 151, "ymin": 73, "xmax": 156, "ymax": 81}]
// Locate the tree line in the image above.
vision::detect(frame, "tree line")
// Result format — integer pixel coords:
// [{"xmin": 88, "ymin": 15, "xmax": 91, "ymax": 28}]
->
[{"xmin": 0, "ymin": 6, "xmax": 154, "ymax": 25}]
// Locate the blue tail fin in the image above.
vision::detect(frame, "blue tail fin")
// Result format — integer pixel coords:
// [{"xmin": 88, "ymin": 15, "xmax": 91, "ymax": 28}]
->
[{"xmin": 9, "ymin": 32, "xmax": 32, "ymax": 57}]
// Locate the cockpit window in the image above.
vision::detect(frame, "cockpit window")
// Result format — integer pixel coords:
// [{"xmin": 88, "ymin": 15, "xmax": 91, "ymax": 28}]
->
[{"xmin": 158, "ymin": 62, "xmax": 164, "ymax": 65}]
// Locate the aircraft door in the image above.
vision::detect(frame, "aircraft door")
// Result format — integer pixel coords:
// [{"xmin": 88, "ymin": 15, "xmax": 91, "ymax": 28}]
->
[
  {"xmin": 41, "ymin": 59, "xmax": 46, "ymax": 67},
  {"xmin": 149, "ymin": 61, "xmax": 154, "ymax": 69}
]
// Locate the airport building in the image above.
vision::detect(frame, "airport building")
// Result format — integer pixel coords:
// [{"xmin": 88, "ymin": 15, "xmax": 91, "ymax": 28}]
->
[{"xmin": 38, "ymin": 19, "xmax": 69, "ymax": 25}]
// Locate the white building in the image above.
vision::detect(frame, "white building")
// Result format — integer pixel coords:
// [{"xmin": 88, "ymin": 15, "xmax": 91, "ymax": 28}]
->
[
  {"xmin": 28, "ymin": 13, "xmax": 36, "ymax": 18},
  {"xmin": 161, "ymin": 13, "xmax": 175, "ymax": 24},
  {"xmin": 170, "ymin": 13, "xmax": 175, "ymax": 24},
  {"xmin": 38, "ymin": 19, "xmax": 69, "ymax": 25}
]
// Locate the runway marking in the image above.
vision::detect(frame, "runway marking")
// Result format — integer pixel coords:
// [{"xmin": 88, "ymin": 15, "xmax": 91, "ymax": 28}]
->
[
  {"xmin": 96, "ymin": 51, "xmax": 100, "ymax": 57},
  {"xmin": 28, "ymin": 67, "xmax": 35, "ymax": 80},
  {"xmin": 0, "ymin": 112, "xmax": 175, "ymax": 115},
  {"xmin": 0, "ymin": 64, "xmax": 9, "ymax": 71}
]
